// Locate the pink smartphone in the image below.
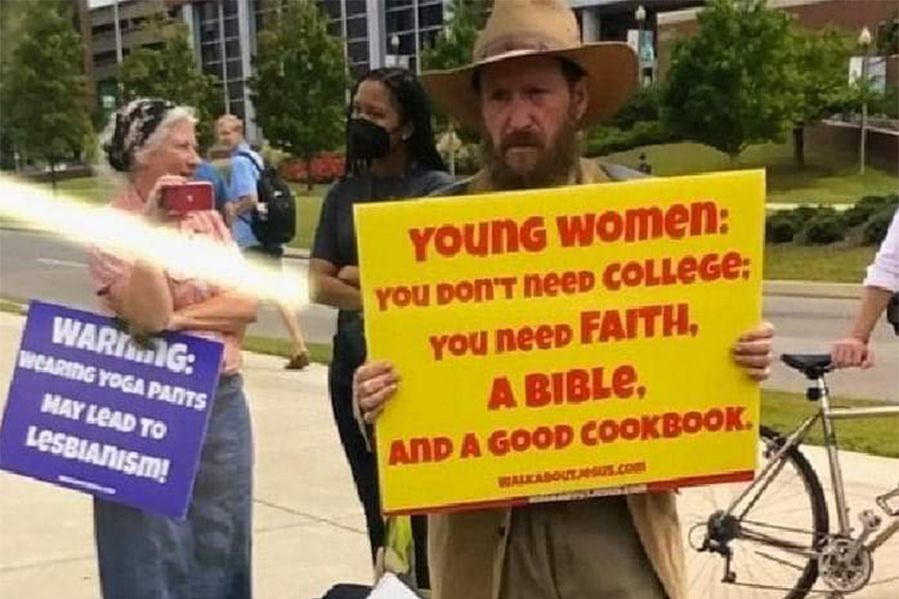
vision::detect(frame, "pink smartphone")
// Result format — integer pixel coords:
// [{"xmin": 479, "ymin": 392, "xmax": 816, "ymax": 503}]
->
[{"xmin": 161, "ymin": 181, "xmax": 214, "ymax": 214}]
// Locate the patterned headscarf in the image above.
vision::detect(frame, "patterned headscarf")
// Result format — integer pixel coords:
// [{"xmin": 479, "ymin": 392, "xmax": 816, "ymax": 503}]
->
[{"xmin": 102, "ymin": 98, "xmax": 176, "ymax": 172}]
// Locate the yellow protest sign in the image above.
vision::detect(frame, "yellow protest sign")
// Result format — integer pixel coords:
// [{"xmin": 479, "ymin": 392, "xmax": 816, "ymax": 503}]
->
[{"xmin": 356, "ymin": 170, "xmax": 765, "ymax": 515}]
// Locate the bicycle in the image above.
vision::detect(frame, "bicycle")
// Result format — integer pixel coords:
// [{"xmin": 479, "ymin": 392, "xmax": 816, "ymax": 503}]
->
[{"xmin": 683, "ymin": 353, "xmax": 899, "ymax": 598}]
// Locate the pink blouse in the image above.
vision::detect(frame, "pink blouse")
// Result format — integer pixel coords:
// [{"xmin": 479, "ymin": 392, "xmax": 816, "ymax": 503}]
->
[{"xmin": 88, "ymin": 187, "xmax": 244, "ymax": 374}]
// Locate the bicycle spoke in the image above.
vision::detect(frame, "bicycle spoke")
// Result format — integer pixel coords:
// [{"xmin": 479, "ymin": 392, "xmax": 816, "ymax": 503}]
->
[{"xmin": 685, "ymin": 427, "xmax": 827, "ymax": 599}]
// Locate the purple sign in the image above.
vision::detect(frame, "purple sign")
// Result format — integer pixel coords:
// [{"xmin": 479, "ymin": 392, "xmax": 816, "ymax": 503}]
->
[{"xmin": 0, "ymin": 301, "xmax": 223, "ymax": 519}]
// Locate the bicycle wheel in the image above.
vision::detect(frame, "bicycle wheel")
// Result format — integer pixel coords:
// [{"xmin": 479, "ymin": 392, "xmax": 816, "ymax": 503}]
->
[{"xmin": 682, "ymin": 426, "xmax": 829, "ymax": 599}]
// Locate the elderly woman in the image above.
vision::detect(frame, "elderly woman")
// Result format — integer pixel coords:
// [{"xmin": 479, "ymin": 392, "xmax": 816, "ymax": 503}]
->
[{"xmin": 89, "ymin": 98, "xmax": 258, "ymax": 599}]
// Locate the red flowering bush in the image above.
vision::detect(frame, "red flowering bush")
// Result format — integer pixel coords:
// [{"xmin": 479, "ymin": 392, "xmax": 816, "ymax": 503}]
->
[{"xmin": 280, "ymin": 152, "xmax": 345, "ymax": 185}]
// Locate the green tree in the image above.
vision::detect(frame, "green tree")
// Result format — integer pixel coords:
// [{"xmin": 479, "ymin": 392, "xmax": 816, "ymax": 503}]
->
[
  {"xmin": 2, "ymin": 0, "xmax": 92, "ymax": 190},
  {"xmin": 876, "ymin": 14, "xmax": 898, "ymax": 56},
  {"xmin": 120, "ymin": 14, "xmax": 221, "ymax": 148},
  {"xmin": 420, "ymin": 0, "xmax": 491, "ymax": 137},
  {"xmin": 788, "ymin": 27, "xmax": 854, "ymax": 168},
  {"xmin": 420, "ymin": 0, "xmax": 491, "ymax": 72},
  {"xmin": 661, "ymin": 0, "xmax": 799, "ymax": 161},
  {"xmin": 249, "ymin": 0, "xmax": 346, "ymax": 191}
]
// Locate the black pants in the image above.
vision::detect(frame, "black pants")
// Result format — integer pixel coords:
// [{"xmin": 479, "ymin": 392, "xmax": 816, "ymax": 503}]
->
[
  {"xmin": 329, "ymin": 333, "xmax": 429, "ymax": 587},
  {"xmin": 329, "ymin": 349, "xmax": 385, "ymax": 559}
]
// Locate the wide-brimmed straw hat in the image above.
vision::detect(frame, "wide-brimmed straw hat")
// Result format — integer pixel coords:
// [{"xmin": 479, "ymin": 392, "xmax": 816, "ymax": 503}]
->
[{"xmin": 421, "ymin": 0, "xmax": 638, "ymax": 131}]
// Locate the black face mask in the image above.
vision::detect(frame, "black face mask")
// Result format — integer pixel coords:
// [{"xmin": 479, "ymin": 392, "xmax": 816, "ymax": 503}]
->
[{"xmin": 348, "ymin": 117, "xmax": 392, "ymax": 160}]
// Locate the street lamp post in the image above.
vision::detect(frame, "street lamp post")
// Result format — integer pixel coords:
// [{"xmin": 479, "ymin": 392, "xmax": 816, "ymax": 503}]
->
[
  {"xmin": 443, "ymin": 26, "xmax": 457, "ymax": 177},
  {"xmin": 635, "ymin": 5, "xmax": 647, "ymax": 87},
  {"xmin": 858, "ymin": 26, "xmax": 872, "ymax": 175}
]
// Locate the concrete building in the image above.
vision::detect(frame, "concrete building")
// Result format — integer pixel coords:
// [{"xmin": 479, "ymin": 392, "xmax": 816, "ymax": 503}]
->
[
  {"xmin": 81, "ymin": 0, "xmax": 708, "ymax": 143},
  {"xmin": 85, "ymin": 0, "xmax": 181, "ymax": 115}
]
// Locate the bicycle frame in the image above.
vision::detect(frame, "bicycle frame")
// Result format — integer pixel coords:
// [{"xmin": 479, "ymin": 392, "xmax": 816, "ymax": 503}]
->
[{"xmin": 720, "ymin": 373, "xmax": 899, "ymax": 553}]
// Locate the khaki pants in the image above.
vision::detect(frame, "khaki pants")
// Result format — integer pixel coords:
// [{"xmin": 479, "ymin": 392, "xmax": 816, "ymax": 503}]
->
[{"xmin": 499, "ymin": 497, "xmax": 668, "ymax": 599}]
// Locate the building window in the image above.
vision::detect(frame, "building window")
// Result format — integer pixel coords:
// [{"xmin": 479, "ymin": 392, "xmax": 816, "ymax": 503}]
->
[
  {"xmin": 91, "ymin": 22, "xmax": 115, "ymax": 37},
  {"xmin": 94, "ymin": 49, "xmax": 118, "ymax": 68}
]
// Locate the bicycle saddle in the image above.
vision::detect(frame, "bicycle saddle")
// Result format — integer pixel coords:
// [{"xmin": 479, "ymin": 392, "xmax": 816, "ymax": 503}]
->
[{"xmin": 781, "ymin": 353, "xmax": 833, "ymax": 378}]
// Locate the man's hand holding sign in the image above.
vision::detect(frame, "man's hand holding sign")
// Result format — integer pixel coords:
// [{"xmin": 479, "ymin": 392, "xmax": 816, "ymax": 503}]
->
[{"xmin": 354, "ymin": 171, "xmax": 773, "ymax": 514}]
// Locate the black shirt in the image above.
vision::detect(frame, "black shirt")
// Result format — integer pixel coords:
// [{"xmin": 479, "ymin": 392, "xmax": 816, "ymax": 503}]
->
[
  {"xmin": 312, "ymin": 165, "xmax": 454, "ymax": 268},
  {"xmin": 312, "ymin": 165, "xmax": 454, "ymax": 349}
]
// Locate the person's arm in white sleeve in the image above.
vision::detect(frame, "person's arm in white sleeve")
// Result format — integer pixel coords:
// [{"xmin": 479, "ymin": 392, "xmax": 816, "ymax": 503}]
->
[{"xmin": 832, "ymin": 208, "xmax": 899, "ymax": 368}]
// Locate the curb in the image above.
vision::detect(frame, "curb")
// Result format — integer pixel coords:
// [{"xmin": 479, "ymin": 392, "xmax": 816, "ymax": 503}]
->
[
  {"xmin": 283, "ymin": 247, "xmax": 310, "ymax": 260},
  {"xmin": 767, "ymin": 203, "xmax": 852, "ymax": 212},
  {"xmin": 763, "ymin": 280, "xmax": 861, "ymax": 299}
]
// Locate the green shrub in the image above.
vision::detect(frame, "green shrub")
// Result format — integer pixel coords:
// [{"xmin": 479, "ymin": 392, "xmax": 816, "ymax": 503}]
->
[
  {"xmin": 863, "ymin": 206, "xmax": 896, "ymax": 245},
  {"xmin": 844, "ymin": 194, "xmax": 898, "ymax": 227},
  {"xmin": 610, "ymin": 88, "xmax": 662, "ymax": 128},
  {"xmin": 800, "ymin": 213, "xmax": 847, "ymax": 245},
  {"xmin": 789, "ymin": 204, "xmax": 822, "ymax": 225},
  {"xmin": 765, "ymin": 211, "xmax": 799, "ymax": 243},
  {"xmin": 583, "ymin": 121, "xmax": 678, "ymax": 157}
]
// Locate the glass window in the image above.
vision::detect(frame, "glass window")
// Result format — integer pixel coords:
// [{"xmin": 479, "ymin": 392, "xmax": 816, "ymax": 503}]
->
[
  {"xmin": 199, "ymin": 1, "xmax": 219, "ymax": 21},
  {"xmin": 346, "ymin": 16, "xmax": 367, "ymax": 39},
  {"xmin": 224, "ymin": 17, "xmax": 239, "ymax": 38},
  {"xmin": 230, "ymin": 100, "xmax": 245, "ymax": 120},
  {"xmin": 386, "ymin": 9, "xmax": 413, "ymax": 33},
  {"xmin": 346, "ymin": 0, "xmax": 366, "ymax": 17},
  {"xmin": 91, "ymin": 22, "xmax": 115, "ymax": 37},
  {"xmin": 94, "ymin": 50, "xmax": 117, "ymax": 67},
  {"xmin": 201, "ymin": 43, "xmax": 222, "ymax": 65},
  {"xmin": 350, "ymin": 61, "xmax": 369, "ymax": 81},
  {"xmin": 327, "ymin": 20, "xmax": 341, "ymax": 37},
  {"xmin": 348, "ymin": 40, "xmax": 368, "ymax": 64},
  {"xmin": 318, "ymin": 0, "xmax": 342, "ymax": 19},
  {"xmin": 223, "ymin": 0, "xmax": 238, "ymax": 17},
  {"xmin": 199, "ymin": 22, "xmax": 218, "ymax": 44},
  {"xmin": 229, "ymin": 83, "xmax": 245, "ymax": 102},
  {"xmin": 226, "ymin": 59, "xmax": 244, "ymax": 80},
  {"xmin": 420, "ymin": 28, "xmax": 439, "ymax": 49},
  {"xmin": 419, "ymin": 3, "xmax": 443, "ymax": 29},
  {"xmin": 226, "ymin": 39, "xmax": 241, "ymax": 57}
]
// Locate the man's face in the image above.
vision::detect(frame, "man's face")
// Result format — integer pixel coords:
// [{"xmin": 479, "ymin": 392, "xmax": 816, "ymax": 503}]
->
[
  {"xmin": 215, "ymin": 122, "xmax": 243, "ymax": 151},
  {"xmin": 479, "ymin": 55, "xmax": 587, "ymax": 187}
]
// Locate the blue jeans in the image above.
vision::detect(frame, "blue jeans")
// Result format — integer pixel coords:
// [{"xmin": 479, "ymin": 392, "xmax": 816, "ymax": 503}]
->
[{"xmin": 94, "ymin": 374, "xmax": 253, "ymax": 599}]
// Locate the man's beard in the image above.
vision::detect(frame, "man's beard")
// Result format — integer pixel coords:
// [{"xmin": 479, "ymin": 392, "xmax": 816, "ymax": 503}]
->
[{"xmin": 482, "ymin": 118, "xmax": 580, "ymax": 190}]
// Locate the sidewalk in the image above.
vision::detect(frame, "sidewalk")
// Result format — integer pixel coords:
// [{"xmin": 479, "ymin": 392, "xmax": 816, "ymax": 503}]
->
[
  {"xmin": 0, "ymin": 312, "xmax": 371, "ymax": 599},
  {"xmin": 1, "ymin": 311, "xmax": 897, "ymax": 598}
]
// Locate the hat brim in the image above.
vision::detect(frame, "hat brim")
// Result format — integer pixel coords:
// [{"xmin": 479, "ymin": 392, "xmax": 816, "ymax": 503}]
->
[{"xmin": 422, "ymin": 42, "xmax": 638, "ymax": 133}]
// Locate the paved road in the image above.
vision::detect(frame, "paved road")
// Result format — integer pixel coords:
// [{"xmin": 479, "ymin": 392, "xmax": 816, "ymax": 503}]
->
[
  {"xmin": 1, "ymin": 228, "xmax": 897, "ymax": 400},
  {"xmin": 0, "ymin": 228, "xmax": 338, "ymax": 344}
]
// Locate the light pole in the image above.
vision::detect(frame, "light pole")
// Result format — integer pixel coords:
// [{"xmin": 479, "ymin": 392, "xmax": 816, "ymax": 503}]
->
[
  {"xmin": 635, "ymin": 5, "xmax": 647, "ymax": 87},
  {"xmin": 443, "ymin": 26, "xmax": 458, "ymax": 177},
  {"xmin": 858, "ymin": 26, "xmax": 872, "ymax": 175}
]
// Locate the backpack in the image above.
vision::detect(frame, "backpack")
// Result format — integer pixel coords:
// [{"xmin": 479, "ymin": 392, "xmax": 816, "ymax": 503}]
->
[{"xmin": 236, "ymin": 151, "xmax": 296, "ymax": 246}]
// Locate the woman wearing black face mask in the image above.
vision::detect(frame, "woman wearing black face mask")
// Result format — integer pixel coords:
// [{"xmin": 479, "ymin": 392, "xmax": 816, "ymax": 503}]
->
[{"xmin": 309, "ymin": 68, "xmax": 452, "ymax": 581}]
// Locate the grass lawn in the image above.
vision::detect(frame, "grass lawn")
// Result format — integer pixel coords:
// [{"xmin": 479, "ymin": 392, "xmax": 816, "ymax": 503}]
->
[
  {"xmin": 763, "ymin": 244, "xmax": 877, "ymax": 282},
  {"xmin": 288, "ymin": 192, "xmax": 325, "ymax": 251},
  {"xmin": 762, "ymin": 390, "xmax": 899, "ymax": 458},
  {"xmin": 603, "ymin": 141, "xmax": 898, "ymax": 205},
  {"xmin": 243, "ymin": 334, "xmax": 332, "ymax": 364}
]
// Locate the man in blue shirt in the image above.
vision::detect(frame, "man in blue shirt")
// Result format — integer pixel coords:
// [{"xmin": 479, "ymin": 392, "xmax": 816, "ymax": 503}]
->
[
  {"xmin": 216, "ymin": 114, "xmax": 310, "ymax": 369},
  {"xmin": 193, "ymin": 160, "xmax": 229, "ymax": 216}
]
